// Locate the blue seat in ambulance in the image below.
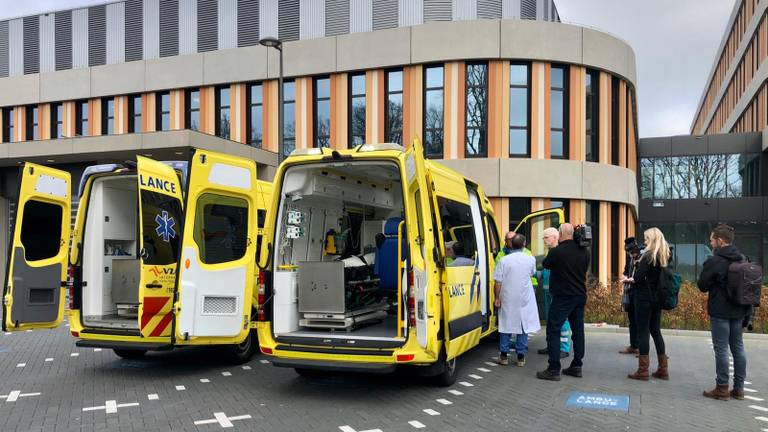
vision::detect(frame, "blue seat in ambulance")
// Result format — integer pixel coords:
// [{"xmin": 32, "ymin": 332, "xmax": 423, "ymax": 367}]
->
[{"xmin": 374, "ymin": 217, "xmax": 407, "ymax": 292}]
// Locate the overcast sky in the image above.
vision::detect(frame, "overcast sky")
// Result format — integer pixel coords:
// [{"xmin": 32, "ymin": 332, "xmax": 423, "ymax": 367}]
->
[{"xmin": 0, "ymin": 0, "xmax": 736, "ymax": 138}]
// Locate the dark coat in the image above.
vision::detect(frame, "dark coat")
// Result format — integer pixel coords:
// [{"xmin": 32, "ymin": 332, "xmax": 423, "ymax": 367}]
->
[
  {"xmin": 697, "ymin": 244, "xmax": 752, "ymax": 320},
  {"xmin": 632, "ymin": 253, "xmax": 661, "ymax": 304},
  {"xmin": 542, "ymin": 239, "xmax": 590, "ymax": 298}
]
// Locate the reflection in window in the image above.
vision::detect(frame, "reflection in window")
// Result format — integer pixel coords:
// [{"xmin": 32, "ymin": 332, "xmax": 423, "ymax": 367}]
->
[
  {"xmin": 156, "ymin": 92, "xmax": 171, "ymax": 132},
  {"xmin": 128, "ymin": 95, "xmax": 142, "ymax": 133},
  {"xmin": 215, "ymin": 86, "xmax": 230, "ymax": 139},
  {"xmin": 248, "ymin": 83, "xmax": 263, "ymax": 147},
  {"xmin": 509, "ymin": 197, "xmax": 531, "ymax": 232},
  {"xmin": 349, "ymin": 73, "xmax": 366, "ymax": 148},
  {"xmin": 314, "ymin": 77, "xmax": 331, "ymax": 148},
  {"xmin": 186, "ymin": 89, "xmax": 200, "ymax": 131},
  {"xmin": 585, "ymin": 200, "xmax": 599, "ymax": 276},
  {"xmin": 585, "ymin": 69, "xmax": 599, "ymax": 162},
  {"xmin": 424, "ymin": 65, "xmax": 444, "ymax": 158},
  {"xmin": 26, "ymin": 105, "xmax": 39, "ymax": 141},
  {"xmin": 640, "ymin": 158, "xmax": 653, "ymax": 199},
  {"xmin": 466, "ymin": 62, "xmax": 488, "ymax": 157},
  {"xmin": 283, "ymin": 80, "xmax": 296, "ymax": 157},
  {"xmin": 193, "ymin": 194, "xmax": 249, "ymax": 264},
  {"xmin": 51, "ymin": 103, "xmax": 63, "ymax": 139},
  {"xmin": 102, "ymin": 97, "xmax": 115, "ymax": 135},
  {"xmin": 510, "ymin": 63, "xmax": 529, "ymax": 157},
  {"xmin": 550, "ymin": 65, "xmax": 568, "ymax": 158},
  {"xmin": 640, "ymin": 154, "xmax": 759, "ymax": 199},
  {"xmin": 385, "ymin": 70, "xmax": 403, "ymax": 145},
  {"xmin": 75, "ymin": 100, "xmax": 89, "ymax": 136},
  {"xmin": 2, "ymin": 108, "xmax": 13, "ymax": 142}
]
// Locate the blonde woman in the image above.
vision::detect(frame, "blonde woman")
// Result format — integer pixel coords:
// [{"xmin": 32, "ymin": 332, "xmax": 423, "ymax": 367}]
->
[{"xmin": 627, "ymin": 227, "xmax": 671, "ymax": 381}]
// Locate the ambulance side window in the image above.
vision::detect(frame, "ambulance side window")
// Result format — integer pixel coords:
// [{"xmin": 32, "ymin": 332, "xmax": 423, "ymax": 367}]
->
[
  {"xmin": 485, "ymin": 215, "xmax": 500, "ymax": 256},
  {"xmin": 141, "ymin": 190, "xmax": 182, "ymax": 265},
  {"xmin": 20, "ymin": 200, "xmax": 63, "ymax": 261},
  {"xmin": 192, "ymin": 193, "xmax": 249, "ymax": 265},
  {"xmin": 437, "ymin": 197, "xmax": 477, "ymax": 267}
]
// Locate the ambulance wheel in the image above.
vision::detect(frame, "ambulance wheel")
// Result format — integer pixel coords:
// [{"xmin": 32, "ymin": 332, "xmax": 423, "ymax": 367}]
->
[
  {"xmin": 433, "ymin": 350, "xmax": 458, "ymax": 387},
  {"xmin": 113, "ymin": 349, "xmax": 147, "ymax": 359},
  {"xmin": 225, "ymin": 330, "xmax": 257, "ymax": 364}
]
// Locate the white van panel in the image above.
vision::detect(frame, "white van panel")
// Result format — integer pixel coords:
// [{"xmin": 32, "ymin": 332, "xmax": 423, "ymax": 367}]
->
[
  {"xmin": 208, "ymin": 163, "xmax": 251, "ymax": 190},
  {"xmin": 272, "ymin": 271, "xmax": 299, "ymax": 334},
  {"xmin": 35, "ymin": 174, "xmax": 68, "ymax": 198}
]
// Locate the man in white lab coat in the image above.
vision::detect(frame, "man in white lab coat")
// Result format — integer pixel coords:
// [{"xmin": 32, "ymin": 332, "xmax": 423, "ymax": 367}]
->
[{"xmin": 494, "ymin": 234, "xmax": 541, "ymax": 367}]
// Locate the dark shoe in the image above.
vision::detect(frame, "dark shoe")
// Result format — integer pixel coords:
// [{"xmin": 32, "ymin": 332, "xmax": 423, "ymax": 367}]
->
[
  {"xmin": 652, "ymin": 354, "xmax": 669, "ymax": 380},
  {"xmin": 563, "ymin": 366, "xmax": 582, "ymax": 378},
  {"xmin": 560, "ymin": 351, "xmax": 569, "ymax": 359},
  {"xmin": 536, "ymin": 369, "xmax": 561, "ymax": 381},
  {"xmin": 619, "ymin": 346, "xmax": 639, "ymax": 355},
  {"xmin": 628, "ymin": 355, "xmax": 650, "ymax": 381},
  {"xmin": 703, "ymin": 384, "xmax": 730, "ymax": 401},
  {"xmin": 537, "ymin": 348, "xmax": 548, "ymax": 355},
  {"xmin": 730, "ymin": 388, "xmax": 745, "ymax": 400},
  {"xmin": 516, "ymin": 356, "xmax": 526, "ymax": 367}
]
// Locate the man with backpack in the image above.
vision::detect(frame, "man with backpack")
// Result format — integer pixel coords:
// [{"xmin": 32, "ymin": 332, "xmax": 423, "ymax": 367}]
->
[{"xmin": 698, "ymin": 224, "xmax": 757, "ymax": 401}]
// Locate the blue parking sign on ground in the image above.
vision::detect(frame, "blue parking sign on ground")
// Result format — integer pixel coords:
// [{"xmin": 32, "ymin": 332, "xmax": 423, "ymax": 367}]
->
[{"xmin": 565, "ymin": 392, "xmax": 630, "ymax": 412}]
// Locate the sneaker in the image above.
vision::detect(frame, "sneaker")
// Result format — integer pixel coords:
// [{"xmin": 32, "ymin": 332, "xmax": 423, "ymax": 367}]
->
[
  {"xmin": 516, "ymin": 356, "xmax": 526, "ymax": 367},
  {"xmin": 563, "ymin": 366, "xmax": 582, "ymax": 378},
  {"xmin": 536, "ymin": 368, "xmax": 561, "ymax": 381},
  {"xmin": 495, "ymin": 355, "xmax": 509, "ymax": 366}
]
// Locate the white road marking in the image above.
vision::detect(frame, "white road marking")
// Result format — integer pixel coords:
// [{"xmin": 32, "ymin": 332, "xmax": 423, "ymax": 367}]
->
[
  {"xmin": 448, "ymin": 389, "xmax": 464, "ymax": 396},
  {"xmin": 16, "ymin": 363, "xmax": 25, "ymax": 368},
  {"xmin": 200, "ymin": 379, "xmax": 210, "ymax": 383},
  {"xmin": 337, "ymin": 427, "xmax": 382, "ymax": 432},
  {"xmin": 194, "ymin": 412, "xmax": 252, "ymax": 428},
  {"xmin": 260, "ymin": 359, "xmax": 270, "ymax": 364},
  {"xmin": 148, "ymin": 394, "xmax": 159, "ymax": 400},
  {"xmin": 756, "ymin": 416, "xmax": 768, "ymax": 422},
  {"xmin": 0, "ymin": 391, "xmax": 40, "ymax": 403},
  {"xmin": 423, "ymin": 409, "xmax": 440, "ymax": 416},
  {"xmin": 82, "ymin": 400, "xmax": 139, "ymax": 414},
  {"xmin": 484, "ymin": 361, "xmax": 499, "ymax": 367},
  {"xmin": 468, "ymin": 374, "xmax": 483, "ymax": 380},
  {"xmin": 458, "ymin": 381, "xmax": 474, "ymax": 387},
  {"xmin": 746, "ymin": 381, "xmax": 753, "ymax": 385},
  {"xmin": 746, "ymin": 388, "xmax": 758, "ymax": 393},
  {"xmin": 242, "ymin": 366, "xmax": 252, "ymax": 370},
  {"xmin": 70, "ymin": 353, "xmax": 79, "ymax": 357},
  {"xmin": 44, "ymin": 358, "xmax": 53, "ymax": 362},
  {"xmin": 3, "ymin": 332, "xmax": 10, "ymax": 336},
  {"xmin": 175, "ymin": 385, "xmax": 186, "ymax": 391},
  {"xmin": 93, "ymin": 348, "xmax": 102, "ymax": 352},
  {"xmin": 477, "ymin": 368, "xmax": 491, "ymax": 373},
  {"xmin": 25, "ymin": 329, "xmax": 32, "ymax": 332},
  {"xmin": 222, "ymin": 372, "xmax": 232, "ymax": 376},
  {"xmin": 750, "ymin": 405, "xmax": 768, "ymax": 412},
  {"xmin": 745, "ymin": 396, "xmax": 764, "ymax": 402},
  {"xmin": 436, "ymin": 398, "xmax": 452, "ymax": 405},
  {"xmin": 409, "ymin": 420, "xmax": 426, "ymax": 428}
]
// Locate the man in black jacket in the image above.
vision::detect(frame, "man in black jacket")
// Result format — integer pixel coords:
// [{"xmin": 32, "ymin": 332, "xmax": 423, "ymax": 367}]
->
[
  {"xmin": 698, "ymin": 224, "xmax": 751, "ymax": 401},
  {"xmin": 536, "ymin": 223, "xmax": 590, "ymax": 381}
]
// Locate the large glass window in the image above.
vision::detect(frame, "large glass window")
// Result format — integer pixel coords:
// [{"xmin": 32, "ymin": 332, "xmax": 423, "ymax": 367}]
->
[
  {"xmin": 247, "ymin": 83, "xmax": 263, "ymax": 147},
  {"xmin": 585, "ymin": 69, "xmax": 599, "ymax": 162},
  {"xmin": 26, "ymin": 105, "xmax": 39, "ymax": 141},
  {"xmin": 424, "ymin": 65, "xmax": 444, "ymax": 158},
  {"xmin": 611, "ymin": 77, "xmax": 620, "ymax": 165},
  {"xmin": 156, "ymin": 91, "xmax": 170, "ymax": 132},
  {"xmin": 21, "ymin": 200, "xmax": 63, "ymax": 261},
  {"xmin": 550, "ymin": 198, "xmax": 569, "ymax": 222},
  {"xmin": 75, "ymin": 100, "xmax": 89, "ymax": 136},
  {"xmin": 128, "ymin": 94, "xmax": 142, "ymax": 133},
  {"xmin": 101, "ymin": 97, "xmax": 115, "ymax": 135},
  {"xmin": 192, "ymin": 194, "xmax": 249, "ymax": 264},
  {"xmin": 385, "ymin": 69, "xmax": 403, "ymax": 145},
  {"xmin": 509, "ymin": 197, "xmax": 531, "ymax": 232},
  {"xmin": 585, "ymin": 200, "xmax": 599, "ymax": 277},
  {"xmin": 640, "ymin": 154, "xmax": 759, "ymax": 199},
  {"xmin": 185, "ymin": 89, "xmax": 200, "ymax": 131},
  {"xmin": 509, "ymin": 63, "xmax": 530, "ymax": 157},
  {"xmin": 140, "ymin": 190, "xmax": 182, "ymax": 266},
  {"xmin": 437, "ymin": 197, "xmax": 478, "ymax": 267},
  {"xmin": 466, "ymin": 62, "xmax": 488, "ymax": 157},
  {"xmin": 1, "ymin": 108, "xmax": 12, "ymax": 142},
  {"xmin": 550, "ymin": 65, "xmax": 568, "ymax": 159},
  {"xmin": 283, "ymin": 80, "xmax": 296, "ymax": 157},
  {"xmin": 349, "ymin": 73, "xmax": 366, "ymax": 148},
  {"xmin": 50, "ymin": 103, "xmax": 63, "ymax": 139},
  {"xmin": 314, "ymin": 77, "xmax": 331, "ymax": 148},
  {"xmin": 215, "ymin": 86, "xmax": 230, "ymax": 139}
]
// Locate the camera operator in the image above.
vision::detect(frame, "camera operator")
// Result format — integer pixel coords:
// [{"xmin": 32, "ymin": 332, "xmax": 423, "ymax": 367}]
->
[
  {"xmin": 536, "ymin": 223, "xmax": 590, "ymax": 381},
  {"xmin": 618, "ymin": 238, "xmax": 642, "ymax": 355}
]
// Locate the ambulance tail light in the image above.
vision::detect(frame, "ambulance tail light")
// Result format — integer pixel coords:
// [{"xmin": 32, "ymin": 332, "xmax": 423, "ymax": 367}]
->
[
  {"xmin": 261, "ymin": 347, "xmax": 273, "ymax": 355},
  {"xmin": 67, "ymin": 265, "xmax": 75, "ymax": 310},
  {"xmin": 396, "ymin": 354, "xmax": 414, "ymax": 362},
  {"xmin": 407, "ymin": 270, "xmax": 416, "ymax": 328},
  {"xmin": 257, "ymin": 271, "xmax": 267, "ymax": 321}
]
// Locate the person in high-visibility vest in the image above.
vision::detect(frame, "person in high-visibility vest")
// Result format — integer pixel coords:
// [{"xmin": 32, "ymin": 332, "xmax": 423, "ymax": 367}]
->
[{"xmin": 496, "ymin": 233, "xmax": 538, "ymax": 288}]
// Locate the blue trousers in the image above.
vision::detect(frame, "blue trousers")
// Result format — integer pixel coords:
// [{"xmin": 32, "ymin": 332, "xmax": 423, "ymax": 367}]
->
[
  {"xmin": 500, "ymin": 332, "xmax": 528, "ymax": 358},
  {"xmin": 711, "ymin": 317, "xmax": 747, "ymax": 389}
]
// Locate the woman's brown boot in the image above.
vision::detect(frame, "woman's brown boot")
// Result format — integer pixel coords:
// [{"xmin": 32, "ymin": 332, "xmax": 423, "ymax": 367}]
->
[
  {"xmin": 619, "ymin": 346, "xmax": 639, "ymax": 355},
  {"xmin": 628, "ymin": 355, "xmax": 650, "ymax": 381},
  {"xmin": 703, "ymin": 384, "xmax": 730, "ymax": 401},
  {"xmin": 652, "ymin": 354, "xmax": 669, "ymax": 380}
]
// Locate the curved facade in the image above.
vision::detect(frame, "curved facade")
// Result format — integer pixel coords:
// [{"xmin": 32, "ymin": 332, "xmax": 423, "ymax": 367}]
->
[{"xmin": 0, "ymin": 1, "xmax": 638, "ymax": 285}]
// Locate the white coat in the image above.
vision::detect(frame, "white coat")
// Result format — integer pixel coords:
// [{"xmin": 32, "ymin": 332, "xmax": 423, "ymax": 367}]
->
[{"xmin": 493, "ymin": 250, "xmax": 540, "ymax": 335}]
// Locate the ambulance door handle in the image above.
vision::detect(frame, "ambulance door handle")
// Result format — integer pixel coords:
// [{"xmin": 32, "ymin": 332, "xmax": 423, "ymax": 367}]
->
[{"xmin": 145, "ymin": 283, "xmax": 162, "ymax": 289}]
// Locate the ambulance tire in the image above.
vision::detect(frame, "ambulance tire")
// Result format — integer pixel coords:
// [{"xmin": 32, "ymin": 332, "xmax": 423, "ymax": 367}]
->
[
  {"xmin": 113, "ymin": 349, "xmax": 147, "ymax": 359},
  {"xmin": 433, "ymin": 350, "xmax": 458, "ymax": 387},
  {"xmin": 225, "ymin": 330, "xmax": 258, "ymax": 364}
]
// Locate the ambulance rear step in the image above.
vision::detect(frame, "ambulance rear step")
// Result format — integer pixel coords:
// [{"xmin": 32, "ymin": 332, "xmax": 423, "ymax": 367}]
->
[{"xmin": 300, "ymin": 309, "xmax": 387, "ymax": 331}]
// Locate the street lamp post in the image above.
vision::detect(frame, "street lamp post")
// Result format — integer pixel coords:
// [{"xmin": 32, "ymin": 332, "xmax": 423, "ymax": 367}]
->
[{"xmin": 259, "ymin": 37, "xmax": 284, "ymax": 162}]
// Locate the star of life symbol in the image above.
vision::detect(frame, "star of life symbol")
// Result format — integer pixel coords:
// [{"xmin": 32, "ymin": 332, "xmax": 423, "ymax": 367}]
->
[{"xmin": 155, "ymin": 211, "xmax": 176, "ymax": 242}]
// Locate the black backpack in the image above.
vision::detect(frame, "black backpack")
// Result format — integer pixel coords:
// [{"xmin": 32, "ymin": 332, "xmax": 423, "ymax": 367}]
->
[
  {"xmin": 656, "ymin": 266, "xmax": 682, "ymax": 310},
  {"xmin": 726, "ymin": 256, "xmax": 762, "ymax": 307}
]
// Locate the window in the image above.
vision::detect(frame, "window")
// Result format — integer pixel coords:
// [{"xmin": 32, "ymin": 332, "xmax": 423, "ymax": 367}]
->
[
  {"xmin": 101, "ymin": 97, "xmax": 115, "ymax": 135},
  {"xmin": 193, "ymin": 193, "xmax": 249, "ymax": 264},
  {"xmin": 550, "ymin": 65, "xmax": 568, "ymax": 159},
  {"xmin": 186, "ymin": 89, "xmax": 200, "ymax": 131},
  {"xmin": 550, "ymin": 198, "xmax": 569, "ymax": 222},
  {"xmin": 385, "ymin": 69, "xmax": 403, "ymax": 145},
  {"xmin": 26, "ymin": 105, "xmax": 39, "ymax": 141},
  {"xmin": 423, "ymin": 65, "xmax": 445, "ymax": 158},
  {"xmin": 313, "ymin": 77, "xmax": 331, "ymax": 148},
  {"xmin": 75, "ymin": 100, "xmax": 89, "ymax": 136},
  {"xmin": 215, "ymin": 86, "xmax": 231, "ymax": 139},
  {"xmin": 509, "ymin": 63, "xmax": 530, "ymax": 157},
  {"xmin": 486, "ymin": 215, "xmax": 500, "ymax": 256},
  {"xmin": 611, "ymin": 77, "xmax": 620, "ymax": 165},
  {"xmin": 585, "ymin": 200, "xmax": 599, "ymax": 277},
  {"xmin": 20, "ymin": 200, "xmax": 63, "ymax": 261},
  {"xmin": 466, "ymin": 62, "xmax": 488, "ymax": 157},
  {"xmin": 349, "ymin": 73, "xmax": 366, "ymax": 148},
  {"xmin": 283, "ymin": 80, "xmax": 296, "ymax": 157},
  {"xmin": 128, "ymin": 95, "xmax": 142, "ymax": 133},
  {"xmin": 1, "ymin": 108, "xmax": 12, "ymax": 142},
  {"xmin": 247, "ymin": 84, "xmax": 263, "ymax": 147},
  {"xmin": 437, "ymin": 197, "xmax": 477, "ymax": 267},
  {"xmin": 50, "ymin": 103, "xmax": 63, "ymax": 139},
  {"xmin": 585, "ymin": 69, "xmax": 599, "ymax": 162},
  {"xmin": 509, "ymin": 198, "xmax": 531, "ymax": 232},
  {"xmin": 140, "ymin": 190, "xmax": 182, "ymax": 266},
  {"xmin": 156, "ymin": 91, "xmax": 170, "ymax": 132}
]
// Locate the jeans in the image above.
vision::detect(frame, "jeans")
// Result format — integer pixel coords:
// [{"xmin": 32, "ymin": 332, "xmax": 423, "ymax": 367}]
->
[
  {"xmin": 627, "ymin": 293, "xmax": 639, "ymax": 348},
  {"xmin": 711, "ymin": 317, "xmax": 747, "ymax": 389},
  {"xmin": 500, "ymin": 332, "xmax": 529, "ymax": 359},
  {"xmin": 545, "ymin": 289, "xmax": 572, "ymax": 353},
  {"xmin": 547, "ymin": 295, "xmax": 586, "ymax": 372},
  {"xmin": 635, "ymin": 299, "xmax": 664, "ymax": 356}
]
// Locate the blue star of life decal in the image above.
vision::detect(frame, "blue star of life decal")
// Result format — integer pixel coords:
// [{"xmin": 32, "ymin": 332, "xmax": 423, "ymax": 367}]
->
[{"xmin": 155, "ymin": 211, "xmax": 176, "ymax": 242}]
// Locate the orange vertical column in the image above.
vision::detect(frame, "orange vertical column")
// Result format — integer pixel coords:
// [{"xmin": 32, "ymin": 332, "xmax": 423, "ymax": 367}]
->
[
  {"xmin": 16, "ymin": 107, "xmax": 25, "ymax": 141},
  {"xmin": 530, "ymin": 62, "xmax": 545, "ymax": 160},
  {"xmin": 40, "ymin": 104, "xmax": 50, "ymax": 140},
  {"xmin": 169, "ymin": 89, "xmax": 186, "ymax": 131},
  {"xmin": 402, "ymin": 65, "xmax": 423, "ymax": 148},
  {"xmin": 488, "ymin": 60, "xmax": 509, "ymax": 158},
  {"xmin": 569, "ymin": 200, "xmax": 585, "ymax": 225},
  {"xmin": 262, "ymin": 80, "xmax": 279, "ymax": 153},
  {"xmin": 294, "ymin": 77, "xmax": 313, "ymax": 149},
  {"xmin": 64, "ymin": 102, "xmax": 75, "ymax": 137},
  {"xmin": 569, "ymin": 66, "xmax": 585, "ymax": 161},
  {"xmin": 330, "ymin": 73, "xmax": 348, "ymax": 150},
  {"xmin": 116, "ymin": 96, "xmax": 129, "ymax": 134},
  {"xmin": 489, "ymin": 198, "xmax": 508, "ymax": 234},
  {"xmin": 145, "ymin": 93, "xmax": 157, "ymax": 132},
  {"xmin": 443, "ymin": 63, "xmax": 456, "ymax": 159},
  {"xmin": 199, "ymin": 87, "xmax": 215, "ymax": 135},
  {"xmin": 229, "ymin": 84, "xmax": 246, "ymax": 142},
  {"xmin": 365, "ymin": 70, "xmax": 385, "ymax": 143},
  {"xmin": 90, "ymin": 98, "xmax": 102, "ymax": 136}
]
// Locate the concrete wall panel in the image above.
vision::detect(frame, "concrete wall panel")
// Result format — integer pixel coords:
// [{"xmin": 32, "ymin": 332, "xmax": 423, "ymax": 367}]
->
[
  {"xmin": 91, "ymin": 61, "xmax": 145, "ymax": 97},
  {"xmin": 438, "ymin": 158, "xmax": 500, "ymax": 195},
  {"xmin": 500, "ymin": 19, "xmax": 581, "ymax": 66},
  {"xmin": 0, "ymin": 73, "xmax": 39, "ymax": 106},
  {"xmin": 337, "ymin": 26, "xmax": 410, "ymax": 71},
  {"xmin": 412, "ymin": 19, "xmax": 499, "ymax": 63},
  {"xmin": 582, "ymin": 27, "xmax": 636, "ymax": 87},
  {"xmin": 204, "ymin": 45, "xmax": 268, "ymax": 84},
  {"xmin": 39, "ymin": 67, "xmax": 91, "ymax": 102},
  {"xmin": 145, "ymin": 54, "xmax": 204, "ymax": 90}
]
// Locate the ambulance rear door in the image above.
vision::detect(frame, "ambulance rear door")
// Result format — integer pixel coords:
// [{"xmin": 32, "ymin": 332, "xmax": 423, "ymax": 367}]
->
[{"xmin": 2, "ymin": 163, "xmax": 71, "ymax": 331}]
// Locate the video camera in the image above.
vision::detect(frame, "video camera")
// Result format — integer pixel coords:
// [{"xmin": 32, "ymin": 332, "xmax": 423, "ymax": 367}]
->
[
  {"xmin": 574, "ymin": 224, "xmax": 592, "ymax": 248},
  {"xmin": 624, "ymin": 237, "xmax": 642, "ymax": 254}
]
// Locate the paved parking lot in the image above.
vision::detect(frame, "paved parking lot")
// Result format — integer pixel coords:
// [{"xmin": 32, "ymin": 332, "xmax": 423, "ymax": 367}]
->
[{"xmin": 1, "ymin": 320, "xmax": 767, "ymax": 432}]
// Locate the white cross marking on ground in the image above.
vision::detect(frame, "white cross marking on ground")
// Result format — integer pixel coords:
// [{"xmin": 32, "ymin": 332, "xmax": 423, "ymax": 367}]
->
[
  {"xmin": 260, "ymin": 359, "xmax": 270, "ymax": 364},
  {"xmin": 193, "ymin": 412, "xmax": 252, "ymax": 428},
  {"xmin": 16, "ymin": 363, "xmax": 25, "ymax": 368},
  {"xmin": 82, "ymin": 400, "xmax": 139, "ymax": 414},
  {"xmin": 458, "ymin": 381, "xmax": 474, "ymax": 387},
  {"xmin": 147, "ymin": 394, "xmax": 159, "ymax": 400},
  {"xmin": 408, "ymin": 420, "xmax": 426, "ymax": 428},
  {"xmin": 222, "ymin": 372, "xmax": 232, "ymax": 376},
  {"xmin": 200, "ymin": 378, "xmax": 210, "ymax": 383},
  {"xmin": 70, "ymin": 353, "xmax": 79, "ymax": 357},
  {"xmin": 93, "ymin": 348, "xmax": 102, "ymax": 352},
  {"xmin": 241, "ymin": 366, "xmax": 251, "ymax": 370},
  {"xmin": 484, "ymin": 361, "xmax": 499, "ymax": 367},
  {"xmin": 175, "ymin": 385, "xmax": 186, "ymax": 391},
  {"xmin": 0, "ymin": 391, "xmax": 40, "ymax": 403},
  {"xmin": 468, "ymin": 374, "xmax": 483, "ymax": 380},
  {"xmin": 745, "ymin": 396, "xmax": 765, "ymax": 402},
  {"xmin": 477, "ymin": 367, "xmax": 491, "ymax": 372},
  {"xmin": 746, "ymin": 388, "xmax": 758, "ymax": 393},
  {"xmin": 337, "ymin": 427, "xmax": 382, "ymax": 432},
  {"xmin": 423, "ymin": 409, "xmax": 440, "ymax": 416},
  {"xmin": 751, "ymin": 406, "xmax": 768, "ymax": 413},
  {"xmin": 436, "ymin": 398, "xmax": 452, "ymax": 405},
  {"xmin": 448, "ymin": 389, "xmax": 464, "ymax": 396},
  {"xmin": 44, "ymin": 358, "xmax": 53, "ymax": 362}
]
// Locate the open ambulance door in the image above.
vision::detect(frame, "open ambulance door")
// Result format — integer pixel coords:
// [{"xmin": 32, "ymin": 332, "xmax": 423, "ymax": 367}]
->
[
  {"xmin": 173, "ymin": 150, "xmax": 258, "ymax": 345},
  {"xmin": 403, "ymin": 138, "xmax": 439, "ymax": 355},
  {"xmin": 513, "ymin": 208, "xmax": 566, "ymax": 266},
  {"xmin": 2, "ymin": 163, "xmax": 70, "ymax": 331}
]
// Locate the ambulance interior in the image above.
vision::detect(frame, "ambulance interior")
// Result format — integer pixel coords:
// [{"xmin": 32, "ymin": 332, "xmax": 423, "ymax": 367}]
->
[
  {"xmin": 81, "ymin": 175, "xmax": 141, "ymax": 330},
  {"xmin": 272, "ymin": 162, "xmax": 407, "ymax": 341}
]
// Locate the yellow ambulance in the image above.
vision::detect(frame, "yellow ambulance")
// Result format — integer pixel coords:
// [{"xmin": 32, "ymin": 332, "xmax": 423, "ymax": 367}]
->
[
  {"xmin": 2, "ymin": 149, "xmax": 271, "ymax": 363},
  {"xmin": 255, "ymin": 138, "xmax": 562, "ymax": 385}
]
